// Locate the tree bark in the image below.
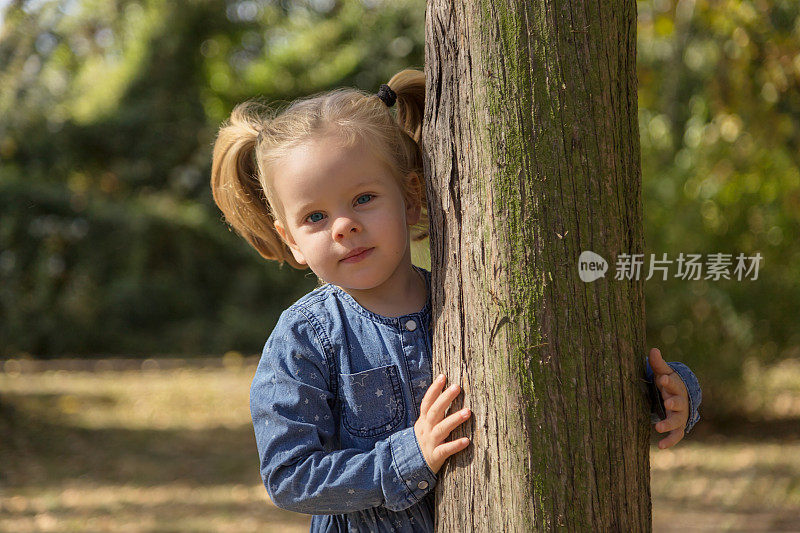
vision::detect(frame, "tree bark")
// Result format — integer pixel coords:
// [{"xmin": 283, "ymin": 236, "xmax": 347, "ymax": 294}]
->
[{"xmin": 422, "ymin": 0, "xmax": 652, "ymax": 530}]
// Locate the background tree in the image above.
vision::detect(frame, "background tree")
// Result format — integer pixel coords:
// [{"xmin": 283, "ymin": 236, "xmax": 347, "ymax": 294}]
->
[
  {"xmin": 0, "ymin": 0, "xmax": 427, "ymax": 357},
  {"xmin": 423, "ymin": 0, "xmax": 652, "ymax": 529}
]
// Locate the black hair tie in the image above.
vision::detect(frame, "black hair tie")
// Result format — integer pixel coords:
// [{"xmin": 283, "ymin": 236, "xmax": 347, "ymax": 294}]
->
[{"xmin": 377, "ymin": 84, "xmax": 396, "ymax": 107}]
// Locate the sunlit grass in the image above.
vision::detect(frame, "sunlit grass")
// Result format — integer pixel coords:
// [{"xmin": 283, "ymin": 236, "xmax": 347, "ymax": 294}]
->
[
  {"xmin": 0, "ymin": 359, "xmax": 310, "ymax": 533},
  {"xmin": 651, "ymin": 441, "xmax": 800, "ymax": 531},
  {"xmin": 2, "ymin": 357, "xmax": 799, "ymax": 531},
  {"xmin": 1, "ymin": 365, "xmax": 252, "ymax": 431},
  {"xmin": 651, "ymin": 358, "xmax": 800, "ymax": 532},
  {"xmin": 2, "ymin": 483, "xmax": 304, "ymax": 533}
]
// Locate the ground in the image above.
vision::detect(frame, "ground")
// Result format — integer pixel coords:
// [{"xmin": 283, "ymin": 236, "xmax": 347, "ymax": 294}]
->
[{"xmin": 1, "ymin": 355, "xmax": 798, "ymax": 532}]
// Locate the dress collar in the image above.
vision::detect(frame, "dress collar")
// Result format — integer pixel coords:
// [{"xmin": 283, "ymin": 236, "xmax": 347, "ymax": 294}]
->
[{"xmin": 329, "ymin": 266, "xmax": 431, "ymax": 326}]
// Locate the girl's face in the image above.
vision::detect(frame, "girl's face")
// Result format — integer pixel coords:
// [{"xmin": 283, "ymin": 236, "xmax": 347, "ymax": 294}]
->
[{"xmin": 272, "ymin": 134, "xmax": 420, "ymax": 292}]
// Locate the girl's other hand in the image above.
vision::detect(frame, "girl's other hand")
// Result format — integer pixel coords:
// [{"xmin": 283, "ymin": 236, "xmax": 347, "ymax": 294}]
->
[
  {"xmin": 414, "ymin": 374, "xmax": 471, "ymax": 474},
  {"xmin": 648, "ymin": 347, "xmax": 690, "ymax": 450}
]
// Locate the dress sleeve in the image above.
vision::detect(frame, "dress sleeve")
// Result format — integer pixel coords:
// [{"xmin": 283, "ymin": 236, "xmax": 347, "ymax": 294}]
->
[
  {"xmin": 644, "ymin": 357, "xmax": 702, "ymax": 434},
  {"xmin": 250, "ymin": 307, "xmax": 437, "ymax": 515}
]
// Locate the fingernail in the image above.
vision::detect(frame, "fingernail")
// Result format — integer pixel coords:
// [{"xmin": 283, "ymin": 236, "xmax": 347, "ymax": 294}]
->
[
  {"xmin": 461, "ymin": 408, "xmax": 470, "ymax": 417},
  {"xmin": 438, "ymin": 374, "xmax": 445, "ymax": 382},
  {"xmin": 450, "ymin": 384, "xmax": 460, "ymax": 391}
]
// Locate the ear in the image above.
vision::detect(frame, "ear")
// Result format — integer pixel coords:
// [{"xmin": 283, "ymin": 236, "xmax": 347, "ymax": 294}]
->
[
  {"xmin": 273, "ymin": 220, "xmax": 308, "ymax": 266},
  {"xmin": 404, "ymin": 171, "xmax": 422, "ymax": 226}
]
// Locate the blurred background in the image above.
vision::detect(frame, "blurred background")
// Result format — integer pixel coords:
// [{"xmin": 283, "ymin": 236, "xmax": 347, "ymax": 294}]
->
[{"xmin": 0, "ymin": 0, "xmax": 798, "ymax": 531}]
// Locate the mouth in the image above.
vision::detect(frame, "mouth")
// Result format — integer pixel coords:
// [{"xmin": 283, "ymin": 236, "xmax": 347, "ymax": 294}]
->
[{"xmin": 340, "ymin": 247, "xmax": 374, "ymax": 263}]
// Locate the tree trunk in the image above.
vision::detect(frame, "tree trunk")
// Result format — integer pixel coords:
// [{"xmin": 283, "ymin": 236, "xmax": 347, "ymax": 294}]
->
[{"xmin": 422, "ymin": 0, "xmax": 652, "ymax": 531}]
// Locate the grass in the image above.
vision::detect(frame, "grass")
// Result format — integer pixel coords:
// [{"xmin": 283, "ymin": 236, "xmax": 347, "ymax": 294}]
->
[
  {"xmin": 0, "ymin": 356, "xmax": 310, "ymax": 533},
  {"xmin": 650, "ymin": 358, "xmax": 800, "ymax": 531},
  {"xmin": 1, "ymin": 356, "xmax": 799, "ymax": 531}
]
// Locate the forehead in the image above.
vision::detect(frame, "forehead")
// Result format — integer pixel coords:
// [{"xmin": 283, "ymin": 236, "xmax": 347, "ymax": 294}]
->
[{"xmin": 274, "ymin": 136, "xmax": 396, "ymax": 209}]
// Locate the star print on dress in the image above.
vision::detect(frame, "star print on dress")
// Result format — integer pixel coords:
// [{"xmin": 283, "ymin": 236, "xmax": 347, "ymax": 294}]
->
[
  {"xmin": 385, "ymin": 395, "xmax": 400, "ymax": 413},
  {"xmin": 252, "ymin": 268, "xmax": 474, "ymax": 530},
  {"xmin": 351, "ymin": 373, "xmax": 369, "ymax": 388}
]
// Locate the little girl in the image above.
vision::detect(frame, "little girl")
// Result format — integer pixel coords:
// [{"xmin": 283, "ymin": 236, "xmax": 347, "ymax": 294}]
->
[{"xmin": 210, "ymin": 68, "xmax": 702, "ymax": 532}]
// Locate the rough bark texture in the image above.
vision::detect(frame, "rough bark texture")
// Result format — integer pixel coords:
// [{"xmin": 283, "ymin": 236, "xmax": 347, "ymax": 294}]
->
[{"xmin": 422, "ymin": 0, "xmax": 652, "ymax": 531}]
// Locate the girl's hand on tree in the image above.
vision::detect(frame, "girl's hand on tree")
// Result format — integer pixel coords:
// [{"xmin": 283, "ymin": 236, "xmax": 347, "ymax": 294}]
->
[
  {"xmin": 414, "ymin": 374, "xmax": 472, "ymax": 474},
  {"xmin": 648, "ymin": 347, "xmax": 690, "ymax": 450}
]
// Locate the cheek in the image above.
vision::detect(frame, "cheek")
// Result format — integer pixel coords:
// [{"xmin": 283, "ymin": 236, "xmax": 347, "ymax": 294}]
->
[
  {"xmin": 302, "ymin": 235, "xmax": 326, "ymax": 254},
  {"xmin": 386, "ymin": 210, "xmax": 411, "ymax": 246},
  {"xmin": 312, "ymin": 236, "xmax": 340, "ymax": 264},
  {"xmin": 292, "ymin": 233, "xmax": 320, "ymax": 255},
  {"xmin": 371, "ymin": 208, "xmax": 406, "ymax": 237},
  {"xmin": 390, "ymin": 196, "xmax": 411, "ymax": 227}
]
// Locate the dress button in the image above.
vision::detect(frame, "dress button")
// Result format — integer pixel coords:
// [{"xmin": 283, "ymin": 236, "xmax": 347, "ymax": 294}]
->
[
  {"xmin": 417, "ymin": 480, "xmax": 428, "ymax": 490},
  {"xmin": 405, "ymin": 319, "xmax": 417, "ymax": 331}
]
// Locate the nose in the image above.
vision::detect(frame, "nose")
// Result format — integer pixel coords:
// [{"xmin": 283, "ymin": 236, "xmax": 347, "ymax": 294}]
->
[{"xmin": 331, "ymin": 215, "xmax": 361, "ymax": 241}]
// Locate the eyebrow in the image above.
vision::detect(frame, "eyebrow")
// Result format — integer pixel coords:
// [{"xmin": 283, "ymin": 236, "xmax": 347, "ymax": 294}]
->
[{"xmin": 294, "ymin": 179, "xmax": 382, "ymax": 217}]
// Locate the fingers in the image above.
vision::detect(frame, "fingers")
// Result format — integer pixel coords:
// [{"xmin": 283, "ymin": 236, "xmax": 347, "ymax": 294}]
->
[
  {"xmin": 431, "ymin": 407, "xmax": 472, "ymax": 442},
  {"xmin": 428, "ymin": 383, "xmax": 462, "ymax": 423},
  {"xmin": 649, "ymin": 348, "xmax": 690, "ymax": 400},
  {"xmin": 655, "ymin": 411, "xmax": 687, "ymax": 434},
  {"xmin": 648, "ymin": 347, "xmax": 673, "ymax": 376},
  {"xmin": 657, "ymin": 373, "xmax": 688, "ymax": 397},
  {"xmin": 414, "ymin": 374, "xmax": 471, "ymax": 475},
  {"xmin": 663, "ymin": 394, "xmax": 686, "ymax": 412},
  {"xmin": 657, "ymin": 428, "xmax": 685, "ymax": 449},
  {"xmin": 433, "ymin": 436, "xmax": 471, "ymax": 461},
  {"xmin": 654, "ymin": 396, "xmax": 689, "ymax": 450},
  {"xmin": 420, "ymin": 374, "xmax": 446, "ymax": 417}
]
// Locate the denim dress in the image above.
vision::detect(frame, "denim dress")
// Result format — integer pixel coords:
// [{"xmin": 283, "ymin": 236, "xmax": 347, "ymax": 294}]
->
[{"xmin": 250, "ymin": 266, "xmax": 702, "ymax": 532}]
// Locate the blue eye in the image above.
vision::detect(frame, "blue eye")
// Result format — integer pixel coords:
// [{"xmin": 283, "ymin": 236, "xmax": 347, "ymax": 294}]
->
[
  {"xmin": 306, "ymin": 212, "xmax": 324, "ymax": 223},
  {"xmin": 356, "ymin": 194, "xmax": 373, "ymax": 205}
]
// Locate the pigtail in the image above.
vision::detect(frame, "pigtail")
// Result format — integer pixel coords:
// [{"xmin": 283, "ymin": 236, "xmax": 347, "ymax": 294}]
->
[
  {"xmin": 210, "ymin": 100, "xmax": 307, "ymax": 269},
  {"xmin": 385, "ymin": 69, "xmax": 429, "ymax": 242},
  {"xmin": 387, "ymin": 69, "xmax": 426, "ymax": 144}
]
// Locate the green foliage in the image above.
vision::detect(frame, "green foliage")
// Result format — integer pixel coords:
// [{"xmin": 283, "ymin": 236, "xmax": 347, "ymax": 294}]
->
[
  {"xmin": 638, "ymin": 0, "xmax": 800, "ymax": 413},
  {"xmin": 0, "ymin": 0, "xmax": 425, "ymax": 357}
]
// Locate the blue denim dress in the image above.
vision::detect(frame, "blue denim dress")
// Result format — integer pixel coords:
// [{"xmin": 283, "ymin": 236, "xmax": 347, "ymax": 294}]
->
[{"xmin": 250, "ymin": 266, "xmax": 702, "ymax": 532}]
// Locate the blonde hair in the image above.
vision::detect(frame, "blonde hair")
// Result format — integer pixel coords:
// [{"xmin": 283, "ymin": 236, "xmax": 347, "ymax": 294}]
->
[{"xmin": 210, "ymin": 69, "xmax": 428, "ymax": 270}]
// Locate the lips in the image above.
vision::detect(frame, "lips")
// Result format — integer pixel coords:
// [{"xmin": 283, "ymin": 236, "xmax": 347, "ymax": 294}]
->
[{"xmin": 340, "ymin": 247, "xmax": 374, "ymax": 263}]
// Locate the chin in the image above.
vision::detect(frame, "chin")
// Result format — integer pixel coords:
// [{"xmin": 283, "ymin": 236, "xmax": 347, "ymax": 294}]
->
[
  {"xmin": 336, "ymin": 276, "xmax": 381, "ymax": 291},
  {"xmin": 333, "ymin": 266, "xmax": 389, "ymax": 291}
]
